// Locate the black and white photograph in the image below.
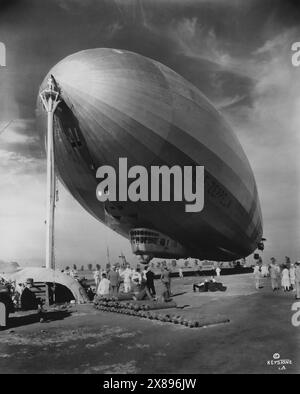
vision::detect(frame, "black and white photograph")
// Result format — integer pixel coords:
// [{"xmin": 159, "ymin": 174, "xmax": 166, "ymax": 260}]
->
[{"xmin": 0, "ymin": 0, "xmax": 300, "ymax": 377}]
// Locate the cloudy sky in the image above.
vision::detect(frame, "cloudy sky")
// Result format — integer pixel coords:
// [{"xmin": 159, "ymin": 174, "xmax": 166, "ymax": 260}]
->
[{"xmin": 0, "ymin": 0, "xmax": 299, "ymax": 268}]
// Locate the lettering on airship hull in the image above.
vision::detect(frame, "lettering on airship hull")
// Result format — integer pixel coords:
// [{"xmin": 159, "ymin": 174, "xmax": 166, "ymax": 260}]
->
[
  {"xmin": 205, "ymin": 174, "xmax": 232, "ymax": 209},
  {"xmin": 96, "ymin": 158, "xmax": 205, "ymax": 213}
]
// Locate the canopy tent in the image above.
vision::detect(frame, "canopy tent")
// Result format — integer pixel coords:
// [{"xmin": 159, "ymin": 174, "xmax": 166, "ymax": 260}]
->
[{"xmin": 1, "ymin": 267, "xmax": 88, "ymax": 304}]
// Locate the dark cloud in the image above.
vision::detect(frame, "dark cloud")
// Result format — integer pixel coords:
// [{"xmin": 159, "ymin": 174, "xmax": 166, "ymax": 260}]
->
[
  {"xmin": 0, "ymin": 0, "xmax": 299, "ymax": 263},
  {"xmin": 1, "ymin": 0, "xmax": 299, "ymax": 120},
  {"xmin": 1, "ymin": 0, "xmax": 299, "ymax": 129}
]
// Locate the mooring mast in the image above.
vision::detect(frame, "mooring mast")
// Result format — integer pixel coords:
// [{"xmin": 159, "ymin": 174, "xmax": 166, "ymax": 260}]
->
[{"xmin": 39, "ymin": 75, "xmax": 60, "ymax": 270}]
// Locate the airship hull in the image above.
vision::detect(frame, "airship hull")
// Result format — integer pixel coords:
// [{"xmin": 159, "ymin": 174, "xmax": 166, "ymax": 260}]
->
[{"xmin": 36, "ymin": 48, "xmax": 263, "ymax": 261}]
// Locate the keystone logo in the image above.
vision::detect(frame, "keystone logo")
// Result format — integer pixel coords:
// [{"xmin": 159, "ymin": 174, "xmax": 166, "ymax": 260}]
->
[{"xmin": 266, "ymin": 353, "xmax": 293, "ymax": 371}]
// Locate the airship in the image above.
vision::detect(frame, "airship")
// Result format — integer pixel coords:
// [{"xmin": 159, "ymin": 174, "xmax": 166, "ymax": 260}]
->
[{"xmin": 36, "ymin": 48, "xmax": 263, "ymax": 262}]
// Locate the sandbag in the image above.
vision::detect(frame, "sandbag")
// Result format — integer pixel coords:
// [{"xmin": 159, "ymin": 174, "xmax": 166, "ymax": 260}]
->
[{"xmin": 130, "ymin": 300, "xmax": 177, "ymax": 310}]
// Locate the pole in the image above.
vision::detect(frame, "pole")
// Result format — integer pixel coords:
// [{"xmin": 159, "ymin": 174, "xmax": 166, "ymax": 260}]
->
[
  {"xmin": 39, "ymin": 76, "xmax": 60, "ymax": 270},
  {"xmin": 45, "ymin": 106, "xmax": 55, "ymax": 269}
]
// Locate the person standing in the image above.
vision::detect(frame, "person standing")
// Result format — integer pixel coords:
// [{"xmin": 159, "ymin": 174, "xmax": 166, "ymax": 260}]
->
[
  {"xmin": 253, "ymin": 262, "xmax": 262, "ymax": 290},
  {"xmin": 97, "ymin": 273, "xmax": 110, "ymax": 296},
  {"xmin": 146, "ymin": 266, "xmax": 156, "ymax": 297},
  {"xmin": 285, "ymin": 256, "xmax": 291, "ymax": 269},
  {"xmin": 275, "ymin": 263, "xmax": 281, "ymax": 290},
  {"xmin": 178, "ymin": 267, "xmax": 184, "ymax": 279},
  {"xmin": 20, "ymin": 279, "xmax": 39, "ymax": 310},
  {"xmin": 108, "ymin": 266, "xmax": 120, "ymax": 296},
  {"xmin": 142, "ymin": 266, "xmax": 148, "ymax": 283},
  {"xmin": 294, "ymin": 261, "xmax": 300, "ymax": 300},
  {"xmin": 20, "ymin": 279, "xmax": 45, "ymax": 323},
  {"xmin": 215, "ymin": 266, "xmax": 221, "ymax": 277},
  {"xmin": 93, "ymin": 267, "xmax": 101, "ymax": 292},
  {"xmin": 290, "ymin": 264, "xmax": 296, "ymax": 291},
  {"xmin": 269, "ymin": 257, "xmax": 279, "ymax": 291},
  {"xmin": 261, "ymin": 264, "xmax": 269, "ymax": 277},
  {"xmin": 72, "ymin": 265, "xmax": 78, "ymax": 280},
  {"xmin": 121, "ymin": 264, "xmax": 132, "ymax": 293},
  {"xmin": 161, "ymin": 265, "xmax": 171, "ymax": 300},
  {"xmin": 131, "ymin": 267, "xmax": 142, "ymax": 295},
  {"xmin": 281, "ymin": 265, "xmax": 290, "ymax": 291}
]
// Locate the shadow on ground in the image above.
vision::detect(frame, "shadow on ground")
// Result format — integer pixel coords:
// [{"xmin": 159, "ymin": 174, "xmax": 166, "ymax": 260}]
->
[{"xmin": 1, "ymin": 310, "xmax": 71, "ymax": 331}]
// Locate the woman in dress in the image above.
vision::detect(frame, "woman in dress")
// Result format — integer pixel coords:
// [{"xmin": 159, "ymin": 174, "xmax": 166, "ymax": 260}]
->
[
  {"xmin": 289, "ymin": 264, "xmax": 296, "ymax": 291},
  {"xmin": 281, "ymin": 265, "xmax": 291, "ymax": 291},
  {"xmin": 253, "ymin": 263, "xmax": 262, "ymax": 290}
]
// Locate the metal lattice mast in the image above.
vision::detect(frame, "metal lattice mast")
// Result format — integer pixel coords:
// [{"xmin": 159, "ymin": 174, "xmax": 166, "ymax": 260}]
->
[{"xmin": 39, "ymin": 75, "xmax": 61, "ymax": 270}]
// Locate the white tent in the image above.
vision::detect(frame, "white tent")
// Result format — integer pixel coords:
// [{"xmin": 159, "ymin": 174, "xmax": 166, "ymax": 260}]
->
[{"xmin": 1, "ymin": 267, "xmax": 88, "ymax": 304}]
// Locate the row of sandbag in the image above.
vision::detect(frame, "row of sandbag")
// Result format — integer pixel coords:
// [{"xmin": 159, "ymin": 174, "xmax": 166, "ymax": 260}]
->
[
  {"xmin": 94, "ymin": 301, "xmax": 209, "ymax": 328},
  {"xmin": 94, "ymin": 298, "xmax": 177, "ymax": 311}
]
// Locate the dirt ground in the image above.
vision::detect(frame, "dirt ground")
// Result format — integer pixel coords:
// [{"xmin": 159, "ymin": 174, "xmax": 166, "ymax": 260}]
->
[{"xmin": 0, "ymin": 274, "xmax": 299, "ymax": 374}]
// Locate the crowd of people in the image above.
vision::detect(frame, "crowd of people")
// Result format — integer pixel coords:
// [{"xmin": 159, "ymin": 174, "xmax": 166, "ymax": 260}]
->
[
  {"xmin": 0, "ymin": 276, "xmax": 47, "ymax": 327},
  {"xmin": 92, "ymin": 263, "xmax": 172, "ymax": 302},
  {"xmin": 2, "ymin": 254, "xmax": 300, "ymax": 328},
  {"xmin": 61, "ymin": 266, "xmax": 79, "ymax": 280},
  {"xmin": 253, "ymin": 256, "xmax": 300, "ymax": 298}
]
